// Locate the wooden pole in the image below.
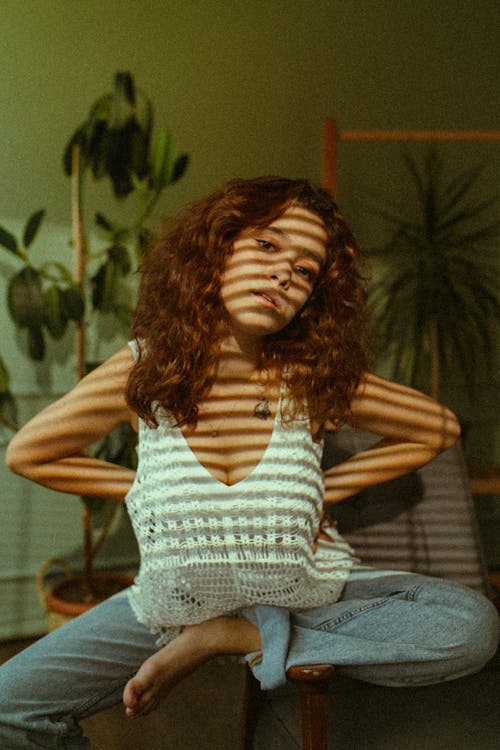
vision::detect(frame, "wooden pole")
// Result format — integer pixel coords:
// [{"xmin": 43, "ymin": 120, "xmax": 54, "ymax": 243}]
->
[
  {"xmin": 322, "ymin": 117, "xmax": 500, "ymax": 201},
  {"xmin": 337, "ymin": 129, "xmax": 500, "ymax": 142},
  {"xmin": 321, "ymin": 117, "xmax": 337, "ymax": 197}
]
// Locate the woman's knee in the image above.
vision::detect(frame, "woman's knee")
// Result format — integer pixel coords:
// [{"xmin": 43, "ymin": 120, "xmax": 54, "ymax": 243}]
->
[
  {"xmin": 456, "ymin": 587, "xmax": 499, "ymax": 670},
  {"xmin": 422, "ymin": 579, "xmax": 499, "ymax": 673}
]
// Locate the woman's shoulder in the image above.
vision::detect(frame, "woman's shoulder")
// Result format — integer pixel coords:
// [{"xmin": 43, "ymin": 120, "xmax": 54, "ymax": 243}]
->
[
  {"xmin": 82, "ymin": 345, "xmax": 136, "ymax": 384},
  {"xmin": 60, "ymin": 346, "xmax": 137, "ymax": 427}
]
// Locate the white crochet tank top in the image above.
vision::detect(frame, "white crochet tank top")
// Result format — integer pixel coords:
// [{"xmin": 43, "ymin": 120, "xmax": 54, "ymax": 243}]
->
[{"xmin": 125, "ymin": 346, "xmax": 356, "ymax": 642}]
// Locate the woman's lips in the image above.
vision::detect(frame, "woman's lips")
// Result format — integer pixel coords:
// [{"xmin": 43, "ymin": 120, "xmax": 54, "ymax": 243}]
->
[{"xmin": 253, "ymin": 290, "xmax": 280, "ymax": 310}]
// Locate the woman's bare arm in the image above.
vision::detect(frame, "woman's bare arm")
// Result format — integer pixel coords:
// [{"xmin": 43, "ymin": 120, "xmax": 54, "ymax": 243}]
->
[
  {"xmin": 323, "ymin": 372, "xmax": 461, "ymax": 505},
  {"xmin": 5, "ymin": 346, "xmax": 137, "ymax": 502}
]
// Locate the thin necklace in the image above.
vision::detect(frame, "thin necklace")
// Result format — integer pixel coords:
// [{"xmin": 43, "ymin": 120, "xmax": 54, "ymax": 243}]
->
[{"xmin": 208, "ymin": 395, "xmax": 272, "ymax": 438}]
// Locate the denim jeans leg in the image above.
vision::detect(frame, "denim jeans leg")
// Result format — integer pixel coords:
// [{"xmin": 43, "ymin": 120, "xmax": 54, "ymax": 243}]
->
[
  {"xmin": 285, "ymin": 567, "xmax": 499, "ymax": 687},
  {"xmin": 0, "ymin": 590, "xmax": 162, "ymax": 750},
  {"xmin": 243, "ymin": 605, "xmax": 291, "ymax": 690}
]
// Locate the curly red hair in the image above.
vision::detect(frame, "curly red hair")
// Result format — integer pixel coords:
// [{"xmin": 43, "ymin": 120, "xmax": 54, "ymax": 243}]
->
[{"xmin": 127, "ymin": 176, "xmax": 368, "ymax": 433}]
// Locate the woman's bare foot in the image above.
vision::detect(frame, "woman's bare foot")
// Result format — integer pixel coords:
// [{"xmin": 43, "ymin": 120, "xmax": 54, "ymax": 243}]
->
[{"xmin": 123, "ymin": 615, "xmax": 261, "ymax": 718}]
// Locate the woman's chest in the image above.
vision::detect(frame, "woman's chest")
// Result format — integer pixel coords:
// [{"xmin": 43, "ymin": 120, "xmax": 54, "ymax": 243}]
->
[{"xmin": 180, "ymin": 386, "xmax": 278, "ymax": 486}]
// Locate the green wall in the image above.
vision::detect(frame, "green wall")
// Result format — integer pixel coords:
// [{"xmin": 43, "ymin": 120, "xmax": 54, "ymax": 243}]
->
[
  {"xmin": 2, "ymin": 0, "xmax": 498, "ymax": 224},
  {"xmin": 1, "ymin": 0, "xmax": 499, "ymax": 636}
]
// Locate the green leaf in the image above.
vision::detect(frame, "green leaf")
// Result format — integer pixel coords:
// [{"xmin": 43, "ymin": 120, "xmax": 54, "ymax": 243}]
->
[
  {"xmin": 150, "ymin": 129, "xmax": 174, "ymax": 191},
  {"xmin": 86, "ymin": 93, "xmax": 113, "ymax": 126},
  {"xmin": 0, "ymin": 390, "xmax": 17, "ymax": 430},
  {"xmin": 27, "ymin": 326, "xmax": 45, "ymax": 361},
  {"xmin": 90, "ymin": 263, "xmax": 107, "ymax": 311},
  {"xmin": 95, "ymin": 212, "xmax": 114, "ymax": 232},
  {"xmin": 88, "ymin": 119, "xmax": 110, "ymax": 180},
  {"xmin": 0, "ymin": 356, "xmax": 10, "ymax": 393},
  {"xmin": 447, "ymin": 222, "xmax": 500, "ymax": 250},
  {"xmin": 91, "ymin": 259, "xmax": 118, "ymax": 312},
  {"xmin": 40, "ymin": 261, "xmax": 75, "ymax": 285},
  {"xmin": 129, "ymin": 173, "xmax": 150, "ymax": 197},
  {"xmin": 135, "ymin": 94, "xmax": 153, "ymax": 136},
  {"xmin": 104, "ymin": 122, "xmax": 139, "ymax": 197},
  {"xmin": 61, "ymin": 286, "xmax": 85, "ymax": 321},
  {"xmin": 129, "ymin": 125, "xmax": 150, "ymax": 179},
  {"xmin": 109, "ymin": 71, "xmax": 136, "ymax": 129},
  {"xmin": 439, "ymin": 199, "xmax": 500, "ymax": 237},
  {"xmin": 43, "ymin": 285, "xmax": 67, "ymax": 340},
  {"xmin": 23, "ymin": 210, "xmax": 46, "ymax": 248},
  {"xmin": 63, "ymin": 94, "xmax": 112, "ymax": 179},
  {"xmin": 108, "ymin": 244, "xmax": 131, "ymax": 274},
  {"xmin": 117, "ymin": 71, "xmax": 135, "ymax": 103},
  {"xmin": 136, "ymin": 227, "xmax": 154, "ymax": 254},
  {"xmin": 401, "ymin": 147, "xmax": 427, "ymax": 204},
  {"xmin": 439, "ymin": 163, "xmax": 486, "ymax": 221},
  {"xmin": 0, "ymin": 225, "xmax": 19, "ymax": 255},
  {"xmin": 172, "ymin": 153, "xmax": 189, "ymax": 184},
  {"xmin": 360, "ymin": 190, "xmax": 421, "ymax": 235},
  {"xmin": 7, "ymin": 267, "xmax": 44, "ymax": 328}
]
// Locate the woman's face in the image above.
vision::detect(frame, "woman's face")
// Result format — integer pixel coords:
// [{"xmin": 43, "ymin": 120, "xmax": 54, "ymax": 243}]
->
[{"xmin": 220, "ymin": 205, "xmax": 328, "ymax": 340}]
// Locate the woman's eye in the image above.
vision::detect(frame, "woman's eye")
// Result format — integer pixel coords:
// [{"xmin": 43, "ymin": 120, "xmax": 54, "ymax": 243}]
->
[
  {"xmin": 256, "ymin": 239, "xmax": 276, "ymax": 251},
  {"xmin": 296, "ymin": 266, "xmax": 315, "ymax": 283}
]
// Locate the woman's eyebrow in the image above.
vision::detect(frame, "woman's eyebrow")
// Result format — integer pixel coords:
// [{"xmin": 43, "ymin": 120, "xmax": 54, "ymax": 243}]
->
[
  {"xmin": 264, "ymin": 227, "xmax": 325, "ymax": 268},
  {"xmin": 261, "ymin": 227, "xmax": 325, "ymax": 267}
]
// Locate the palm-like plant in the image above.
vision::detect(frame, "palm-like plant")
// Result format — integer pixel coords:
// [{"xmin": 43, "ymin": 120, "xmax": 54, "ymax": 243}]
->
[{"xmin": 367, "ymin": 147, "xmax": 500, "ymax": 401}]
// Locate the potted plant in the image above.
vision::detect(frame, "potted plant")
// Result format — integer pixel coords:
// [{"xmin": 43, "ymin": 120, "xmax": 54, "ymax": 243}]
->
[
  {"xmin": 365, "ymin": 146, "xmax": 500, "ymax": 402},
  {"xmin": 0, "ymin": 72, "xmax": 189, "ymax": 627}
]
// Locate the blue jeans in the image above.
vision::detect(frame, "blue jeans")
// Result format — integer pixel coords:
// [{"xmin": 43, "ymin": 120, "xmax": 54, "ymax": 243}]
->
[{"xmin": 0, "ymin": 568, "xmax": 497, "ymax": 749}]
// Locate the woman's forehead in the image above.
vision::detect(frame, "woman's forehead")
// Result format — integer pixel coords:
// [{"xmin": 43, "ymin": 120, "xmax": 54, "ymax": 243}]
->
[
  {"xmin": 269, "ymin": 205, "xmax": 326, "ymax": 233},
  {"xmin": 263, "ymin": 206, "xmax": 328, "ymax": 262}
]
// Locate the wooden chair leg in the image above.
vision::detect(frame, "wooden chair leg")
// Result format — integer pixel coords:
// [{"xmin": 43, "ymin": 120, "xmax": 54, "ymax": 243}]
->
[
  {"xmin": 287, "ymin": 664, "xmax": 335, "ymax": 750},
  {"xmin": 241, "ymin": 664, "xmax": 262, "ymax": 750},
  {"xmin": 241, "ymin": 663, "xmax": 334, "ymax": 750}
]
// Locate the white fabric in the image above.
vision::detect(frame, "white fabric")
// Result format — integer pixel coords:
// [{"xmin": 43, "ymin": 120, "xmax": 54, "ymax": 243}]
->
[{"xmin": 125, "ymin": 342, "xmax": 357, "ymax": 644}]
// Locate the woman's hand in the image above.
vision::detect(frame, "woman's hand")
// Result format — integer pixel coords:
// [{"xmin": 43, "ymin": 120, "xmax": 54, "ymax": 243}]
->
[
  {"xmin": 323, "ymin": 373, "xmax": 460, "ymax": 506},
  {"xmin": 5, "ymin": 346, "xmax": 137, "ymax": 502},
  {"xmin": 311, "ymin": 512, "xmax": 337, "ymax": 553}
]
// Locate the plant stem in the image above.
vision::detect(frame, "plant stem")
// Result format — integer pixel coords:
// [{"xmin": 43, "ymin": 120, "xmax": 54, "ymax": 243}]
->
[
  {"xmin": 82, "ymin": 503, "xmax": 95, "ymax": 599},
  {"xmin": 137, "ymin": 191, "xmax": 160, "ymax": 225},
  {"xmin": 92, "ymin": 502, "xmax": 120, "ymax": 558},
  {"xmin": 71, "ymin": 145, "xmax": 86, "ymax": 383},
  {"xmin": 72, "ymin": 146, "xmax": 96, "ymax": 598}
]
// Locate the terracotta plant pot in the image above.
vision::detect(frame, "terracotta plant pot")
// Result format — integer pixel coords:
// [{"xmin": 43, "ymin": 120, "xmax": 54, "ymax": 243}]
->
[{"xmin": 38, "ymin": 557, "xmax": 134, "ymax": 631}]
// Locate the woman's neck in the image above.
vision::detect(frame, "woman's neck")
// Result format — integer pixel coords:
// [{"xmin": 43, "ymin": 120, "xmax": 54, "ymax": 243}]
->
[{"xmin": 217, "ymin": 334, "xmax": 264, "ymax": 380}]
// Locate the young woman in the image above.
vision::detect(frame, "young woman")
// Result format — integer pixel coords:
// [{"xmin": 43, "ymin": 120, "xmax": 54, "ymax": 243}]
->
[{"xmin": 1, "ymin": 177, "xmax": 498, "ymax": 747}]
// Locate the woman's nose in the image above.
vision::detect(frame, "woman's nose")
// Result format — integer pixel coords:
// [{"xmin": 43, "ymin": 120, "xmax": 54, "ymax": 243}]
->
[{"xmin": 270, "ymin": 261, "xmax": 292, "ymax": 288}]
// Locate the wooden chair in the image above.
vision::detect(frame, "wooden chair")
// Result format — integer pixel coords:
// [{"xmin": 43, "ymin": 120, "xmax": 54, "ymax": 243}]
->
[
  {"xmin": 240, "ymin": 426, "xmax": 492, "ymax": 749},
  {"xmin": 242, "ymin": 664, "xmax": 335, "ymax": 750}
]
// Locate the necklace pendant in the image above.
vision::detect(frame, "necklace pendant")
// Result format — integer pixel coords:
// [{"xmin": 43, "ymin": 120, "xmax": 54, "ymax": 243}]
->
[
  {"xmin": 210, "ymin": 429, "xmax": 219, "ymax": 438},
  {"xmin": 253, "ymin": 398, "xmax": 271, "ymax": 420}
]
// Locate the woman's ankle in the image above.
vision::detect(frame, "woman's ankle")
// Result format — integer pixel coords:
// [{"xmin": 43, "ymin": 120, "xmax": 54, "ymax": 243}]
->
[{"xmin": 185, "ymin": 616, "xmax": 261, "ymax": 657}]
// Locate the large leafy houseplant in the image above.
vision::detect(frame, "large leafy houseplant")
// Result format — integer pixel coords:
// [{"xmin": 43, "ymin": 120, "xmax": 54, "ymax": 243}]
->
[
  {"xmin": 366, "ymin": 147, "xmax": 500, "ymax": 402},
  {"xmin": 0, "ymin": 72, "xmax": 188, "ymax": 607}
]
